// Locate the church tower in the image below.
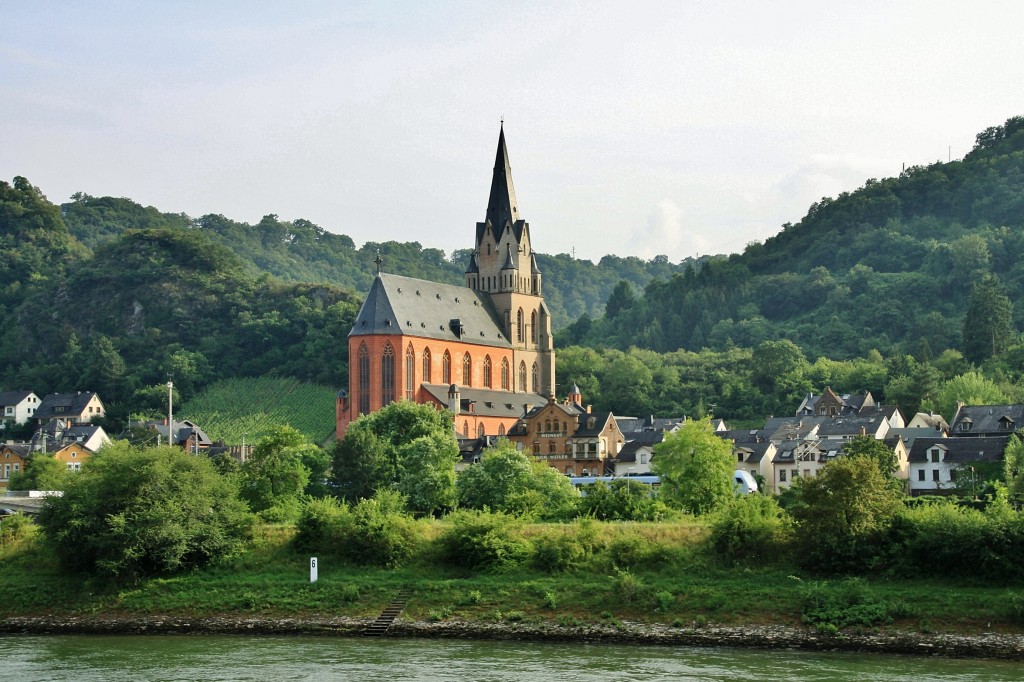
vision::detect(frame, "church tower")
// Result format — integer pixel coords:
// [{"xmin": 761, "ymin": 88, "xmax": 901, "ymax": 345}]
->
[{"xmin": 464, "ymin": 124, "xmax": 555, "ymax": 397}]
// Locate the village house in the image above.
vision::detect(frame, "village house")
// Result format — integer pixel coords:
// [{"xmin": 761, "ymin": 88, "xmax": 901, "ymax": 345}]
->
[
  {"xmin": 506, "ymin": 384, "xmax": 625, "ymax": 476},
  {"xmin": 949, "ymin": 404, "xmax": 1024, "ymax": 437},
  {"xmin": 142, "ymin": 419, "xmax": 213, "ymax": 453},
  {"xmin": 907, "ymin": 436, "xmax": 1011, "ymax": 496},
  {"xmin": 0, "ymin": 390, "xmax": 41, "ymax": 428},
  {"xmin": 33, "ymin": 392, "xmax": 105, "ymax": 426}
]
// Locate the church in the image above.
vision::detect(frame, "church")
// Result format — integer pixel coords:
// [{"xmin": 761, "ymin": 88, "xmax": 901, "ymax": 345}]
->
[{"xmin": 336, "ymin": 125, "xmax": 557, "ymax": 439}]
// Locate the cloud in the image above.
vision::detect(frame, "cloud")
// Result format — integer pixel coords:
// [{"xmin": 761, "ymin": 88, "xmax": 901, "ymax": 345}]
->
[{"xmin": 628, "ymin": 199, "xmax": 712, "ymax": 262}]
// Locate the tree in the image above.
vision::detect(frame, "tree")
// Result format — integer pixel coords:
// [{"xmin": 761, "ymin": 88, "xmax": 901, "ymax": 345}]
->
[
  {"xmin": 751, "ymin": 339, "xmax": 808, "ymax": 392},
  {"xmin": 932, "ymin": 371, "xmax": 1010, "ymax": 422},
  {"xmin": 1005, "ymin": 435, "xmax": 1024, "ymax": 495},
  {"xmin": 7, "ymin": 454, "xmax": 70, "ymax": 491},
  {"xmin": 963, "ymin": 274, "xmax": 1015, "ymax": 365},
  {"xmin": 240, "ymin": 425, "xmax": 313, "ymax": 515},
  {"xmin": 37, "ymin": 442, "xmax": 251, "ymax": 578},
  {"xmin": 331, "ymin": 401, "xmax": 456, "ymax": 506},
  {"xmin": 788, "ymin": 455, "xmax": 903, "ymax": 572},
  {"xmin": 456, "ymin": 440, "xmax": 579, "ymax": 520},
  {"xmin": 604, "ymin": 280, "xmax": 637, "ymax": 319},
  {"xmin": 652, "ymin": 417, "xmax": 736, "ymax": 515},
  {"xmin": 842, "ymin": 435, "xmax": 899, "ymax": 480},
  {"xmin": 396, "ymin": 433, "xmax": 459, "ymax": 515},
  {"xmin": 578, "ymin": 479, "xmax": 665, "ymax": 521}
]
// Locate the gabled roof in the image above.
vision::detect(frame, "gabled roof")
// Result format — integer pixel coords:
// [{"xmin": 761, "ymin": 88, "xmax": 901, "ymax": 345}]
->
[
  {"xmin": 0, "ymin": 390, "xmax": 34, "ymax": 406},
  {"xmin": 349, "ymin": 273, "xmax": 511, "ymax": 349},
  {"xmin": 143, "ymin": 419, "xmax": 212, "ymax": 447},
  {"xmin": 816, "ymin": 413, "xmax": 889, "ymax": 437},
  {"xmin": 574, "ymin": 411, "xmax": 616, "ymax": 438},
  {"xmin": 950, "ymin": 404, "xmax": 1024, "ymax": 435},
  {"xmin": 34, "ymin": 392, "xmax": 102, "ymax": 420},
  {"xmin": 908, "ymin": 436, "xmax": 1011, "ymax": 464}
]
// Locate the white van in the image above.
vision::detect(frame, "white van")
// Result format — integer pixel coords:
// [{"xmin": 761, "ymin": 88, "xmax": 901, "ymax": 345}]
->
[{"xmin": 734, "ymin": 470, "xmax": 758, "ymax": 494}]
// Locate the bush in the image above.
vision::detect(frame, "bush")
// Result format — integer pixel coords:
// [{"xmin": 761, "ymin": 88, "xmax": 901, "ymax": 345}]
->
[
  {"xmin": 531, "ymin": 521, "xmax": 600, "ymax": 572},
  {"xmin": 799, "ymin": 578, "xmax": 891, "ymax": 631},
  {"xmin": 708, "ymin": 494, "xmax": 791, "ymax": 565},
  {"xmin": 294, "ymin": 496, "xmax": 352, "ymax": 552},
  {"xmin": 37, "ymin": 443, "xmax": 253, "ymax": 579},
  {"xmin": 605, "ymin": 533, "xmax": 669, "ymax": 569},
  {"xmin": 0, "ymin": 513, "xmax": 35, "ymax": 546},
  {"xmin": 440, "ymin": 510, "xmax": 530, "ymax": 572},
  {"xmin": 340, "ymin": 490, "xmax": 421, "ymax": 568}
]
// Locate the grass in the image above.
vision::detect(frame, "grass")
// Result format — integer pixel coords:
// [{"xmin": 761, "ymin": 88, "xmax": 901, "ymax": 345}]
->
[
  {"xmin": 1, "ymin": 517, "xmax": 1022, "ymax": 634},
  {"xmin": 179, "ymin": 377, "xmax": 337, "ymax": 445}
]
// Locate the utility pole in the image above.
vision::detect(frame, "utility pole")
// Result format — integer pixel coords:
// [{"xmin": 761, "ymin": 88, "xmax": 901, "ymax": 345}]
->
[{"xmin": 167, "ymin": 378, "xmax": 174, "ymax": 446}]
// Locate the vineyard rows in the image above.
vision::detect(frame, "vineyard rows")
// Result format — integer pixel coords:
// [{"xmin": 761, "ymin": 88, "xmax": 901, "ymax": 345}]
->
[{"xmin": 180, "ymin": 377, "xmax": 337, "ymax": 446}]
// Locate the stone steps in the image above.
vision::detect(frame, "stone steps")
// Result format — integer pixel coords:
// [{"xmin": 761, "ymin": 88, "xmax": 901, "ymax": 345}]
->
[{"xmin": 363, "ymin": 589, "xmax": 413, "ymax": 637}]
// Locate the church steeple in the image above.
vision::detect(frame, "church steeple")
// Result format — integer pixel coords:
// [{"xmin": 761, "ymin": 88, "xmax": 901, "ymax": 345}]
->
[{"xmin": 485, "ymin": 122, "xmax": 520, "ymax": 231}]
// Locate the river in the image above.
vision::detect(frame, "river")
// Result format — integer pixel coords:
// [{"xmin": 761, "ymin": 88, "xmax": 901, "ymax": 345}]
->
[{"xmin": 2, "ymin": 635, "xmax": 1021, "ymax": 681}]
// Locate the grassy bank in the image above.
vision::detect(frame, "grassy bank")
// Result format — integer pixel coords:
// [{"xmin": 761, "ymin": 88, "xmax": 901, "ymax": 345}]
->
[{"xmin": 2, "ymin": 518, "xmax": 1022, "ymax": 636}]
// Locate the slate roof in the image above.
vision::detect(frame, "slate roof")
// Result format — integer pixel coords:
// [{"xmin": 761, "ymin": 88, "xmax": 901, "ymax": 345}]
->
[
  {"xmin": 143, "ymin": 419, "xmax": 213, "ymax": 447},
  {"xmin": 421, "ymin": 383, "xmax": 548, "ymax": 420},
  {"xmin": 616, "ymin": 415, "xmax": 686, "ymax": 434},
  {"xmin": 734, "ymin": 440, "xmax": 774, "ymax": 464},
  {"xmin": 816, "ymin": 413, "xmax": 889, "ymax": 437},
  {"xmin": 950, "ymin": 404, "xmax": 1024, "ymax": 436},
  {"xmin": 34, "ymin": 392, "xmax": 102, "ymax": 421},
  {"xmin": 719, "ymin": 428, "xmax": 771, "ymax": 445},
  {"xmin": 0, "ymin": 390, "xmax": 33, "ymax": 406},
  {"xmin": 615, "ymin": 432, "xmax": 664, "ymax": 463},
  {"xmin": 765, "ymin": 417, "xmax": 825, "ymax": 442},
  {"xmin": 574, "ymin": 412, "xmax": 616, "ymax": 438},
  {"xmin": 908, "ymin": 436, "xmax": 1011, "ymax": 464},
  {"xmin": 349, "ymin": 273, "xmax": 511, "ymax": 349}
]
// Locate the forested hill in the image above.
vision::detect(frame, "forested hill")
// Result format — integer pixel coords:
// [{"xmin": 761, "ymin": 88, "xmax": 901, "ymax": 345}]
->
[
  {"xmin": 564, "ymin": 116, "xmax": 1024, "ymax": 361},
  {"xmin": 60, "ymin": 196, "xmax": 694, "ymax": 325}
]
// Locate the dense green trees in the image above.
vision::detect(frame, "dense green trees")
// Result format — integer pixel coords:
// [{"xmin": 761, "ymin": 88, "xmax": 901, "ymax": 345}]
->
[
  {"xmin": 240, "ymin": 425, "xmax": 321, "ymax": 518},
  {"xmin": 963, "ymin": 274, "xmax": 1015, "ymax": 365},
  {"xmin": 652, "ymin": 418, "xmax": 737, "ymax": 515},
  {"xmin": 7, "ymin": 455, "xmax": 69, "ymax": 491},
  {"xmin": 38, "ymin": 443, "xmax": 252, "ymax": 578},
  {"xmin": 456, "ymin": 440, "xmax": 580, "ymax": 520}
]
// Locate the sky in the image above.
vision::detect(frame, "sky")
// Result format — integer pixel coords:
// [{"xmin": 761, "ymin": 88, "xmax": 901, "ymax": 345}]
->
[{"xmin": 3, "ymin": 1, "xmax": 1023, "ymax": 264}]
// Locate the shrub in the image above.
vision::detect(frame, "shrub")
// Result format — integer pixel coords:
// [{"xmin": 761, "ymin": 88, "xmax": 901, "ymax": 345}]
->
[
  {"xmin": 799, "ymin": 578, "xmax": 892, "ymax": 630},
  {"xmin": 531, "ymin": 522, "xmax": 599, "ymax": 572},
  {"xmin": 294, "ymin": 496, "xmax": 352, "ymax": 553},
  {"xmin": 605, "ymin": 533, "xmax": 669, "ymax": 569},
  {"xmin": 611, "ymin": 567, "xmax": 645, "ymax": 603},
  {"xmin": 440, "ymin": 510, "xmax": 530, "ymax": 572},
  {"xmin": 341, "ymin": 490, "xmax": 421, "ymax": 568},
  {"xmin": 708, "ymin": 494, "xmax": 791, "ymax": 565},
  {"xmin": 0, "ymin": 513, "xmax": 35, "ymax": 546},
  {"xmin": 37, "ymin": 443, "xmax": 253, "ymax": 579}
]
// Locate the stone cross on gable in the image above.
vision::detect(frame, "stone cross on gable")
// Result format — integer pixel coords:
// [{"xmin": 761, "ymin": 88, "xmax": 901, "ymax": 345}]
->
[{"xmin": 374, "ymin": 250, "xmax": 383, "ymax": 273}]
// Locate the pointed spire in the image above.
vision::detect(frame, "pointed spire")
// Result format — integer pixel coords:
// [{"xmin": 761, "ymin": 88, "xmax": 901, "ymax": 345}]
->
[
  {"xmin": 485, "ymin": 122, "xmax": 520, "ymax": 231},
  {"xmin": 465, "ymin": 252, "xmax": 479, "ymax": 274},
  {"xmin": 501, "ymin": 244, "xmax": 516, "ymax": 270},
  {"xmin": 530, "ymin": 251, "xmax": 541, "ymax": 274}
]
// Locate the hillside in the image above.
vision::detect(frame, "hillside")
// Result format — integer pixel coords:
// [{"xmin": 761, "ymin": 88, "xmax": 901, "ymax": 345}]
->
[
  {"xmin": 60, "ymin": 196, "xmax": 692, "ymax": 325},
  {"xmin": 566, "ymin": 116, "xmax": 1024, "ymax": 361}
]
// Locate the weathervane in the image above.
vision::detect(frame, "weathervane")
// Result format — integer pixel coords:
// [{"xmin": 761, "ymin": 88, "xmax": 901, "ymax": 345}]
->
[{"xmin": 374, "ymin": 250, "xmax": 383, "ymax": 274}]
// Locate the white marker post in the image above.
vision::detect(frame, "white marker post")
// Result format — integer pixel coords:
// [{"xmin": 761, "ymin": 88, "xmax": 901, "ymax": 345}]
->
[{"xmin": 310, "ymin": 556, "xmax": 318, "ymax": 583}]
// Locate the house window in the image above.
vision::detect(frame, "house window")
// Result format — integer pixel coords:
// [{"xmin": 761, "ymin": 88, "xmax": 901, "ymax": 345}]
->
[
  {"xmin": 518, "ymin": 361, "xmax": 527, "ymax": 392},
  {"xmin": 548, "ymin": 441, "xmax": 556, "ymax": 454},
  {"xmin": 422, "ymin": 348, "xmax": 432, "ymax": 383},
  {"xmin": 918, "ymin": 469, "xmax": 925, "ymax": 481},
  {"xmin": 405, "ymin": 345, "xmax": 415, "ymax": 400},
  {"xmin": 358, "ymin": 343, "xmax": 370, "ymax": 415},
  {"xmin": 478, "ymin": 423, "xmax": 485, "ymax": 437},
  {"xmin": 932, "ymin": 469, "xmax": 940, "ymax": 482},
  {"xmin": 4, "ymin": 407, "xmax": 12, "ymax": 415},
  {"xmin": 517, "ymin": 308, "xmax": 524, "ymax": 342},
  {"xmin": 483, "ymin": 356, "xmax": 492, "ymax": 388},
  {"xmin": 737, "ymin": 453, "xmax": 744, "ymax": 462},
  {"xmin": 442, "ymin": 350, "xmax": 451, "ymax": 384},
  {"xmin": 463, "ymin": 353, "xmax": 472, "ymax": 386},
  {"xmin": 498, "ymin": 424, "xmax": 506, "ymax": 436},
  {"xmin": 531, "ymin": 363, "xmax": 539, "ymax": 393},
  {"xmin": 640, "ymin": 453, "xmax": 648, "ymax": 465},
  {"xmin": 501, "ymin": 358, "xmax": 510, "ymax": 390},
  {"xmin": 381, "ymin": 343, "xmax": 396, "ymax": 406},
  {"xmin": 779, "ymin": 469, "xmax": 787, "ymax": 482},
  {"xmin": 930, "ymin": 449, "xmax": 940, "ymax": 463}
]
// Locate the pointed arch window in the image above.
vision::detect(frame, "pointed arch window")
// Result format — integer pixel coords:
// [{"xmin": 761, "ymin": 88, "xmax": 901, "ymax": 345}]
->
[
  {"xmin": 483, "ymin": 355, "xmax": 492, "ymax": 388},
  {"xmin": 358, "ymin": 343, "xmax": 370, "ymax": 415},
  {"xmin": 531, "ymin": 362, "xmax": 539, "ymax": 393},
  {"xmin": 405, "ymin": 344, "xmax": 415, "ymax": 400},
  {"xmin": 463, "ymin": 420, "xmax": 469, "ymax": 436},
  {"xmin": 422, "ymin": 347, "xmax": 432, "ymax": 383},
  {"xmin": 501, "ymin": 358, "xmax": 510, "ymax": 390},
  {"xmin": 498, "ymin": 424, "xmax": 506, "ymax": 436},
  {"xmin": 518, "ymin": 361, "xmax": 527, "ymax": 392},
  {"xmin": 442, "ymin": 350, "xmax": 451, "ymax": 384},
  {"xmin": 463, "ymin": 352, "xmax": 472, "ymax": 386},
  {"xmin": 531, "ymin": 310, "xmax": 537, "ymax": 344},
  {"xmin": 517, "ymin": 308, "xmax": 524, "ymax": 343},
  {"xmin": 477, "ymin": 423, "xmax": 485, "ymax": 437},
  {"xmin": 381, "ymin": 343, "xmax": 396, "ymax": 406}
]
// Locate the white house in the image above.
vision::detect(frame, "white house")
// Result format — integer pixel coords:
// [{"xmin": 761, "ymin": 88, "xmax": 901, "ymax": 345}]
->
[{"xmin": 0, "ymin": 390, "xmax": 41, "ymax": 427}]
